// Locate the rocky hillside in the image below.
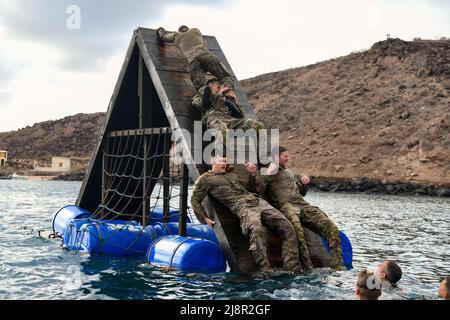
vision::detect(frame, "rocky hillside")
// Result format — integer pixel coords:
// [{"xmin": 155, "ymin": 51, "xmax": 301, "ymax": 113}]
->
[
  {"xmin": 242, "ymin": 38, "xmax": 450, "ymax": 185},
  {"xmin": 0, "ymin": 113, "xmax": 104, "ymax": 160},
  {"xmin": 1, "ymin": 38, "xmax": 448, "ymax": 187}
]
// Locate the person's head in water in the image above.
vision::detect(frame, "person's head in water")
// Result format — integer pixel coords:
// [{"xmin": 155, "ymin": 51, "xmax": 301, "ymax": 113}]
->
[
  {"xmin": 178, "ymin": 25, "xmax": 189, "ymax": 33},
  {"xmin": 376, "ymin": 260, "xmax": 402, "ymax": 285},
  {"xmin": 272, "ymin": 146, "xmax": 289, "ymax": 168},
  {"xmin": 211, "ymin": 153, "xmax": 227, "ymax": 174},
  {"xmin": 356, "ymin": 269, "xmax": 382, "ymax": 300},
  {"xmin": 207, "ymin": 78, "xmax": 221, "ymax": 94},
  {"xmin": 439, "ymin": 276, "xmax": 450, "ymax": 300}
]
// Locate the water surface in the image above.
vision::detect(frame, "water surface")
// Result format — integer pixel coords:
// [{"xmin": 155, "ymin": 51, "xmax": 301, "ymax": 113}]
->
[{"xmin": 0, "ymin": 180, "xmax": 448, "ymax": 300}]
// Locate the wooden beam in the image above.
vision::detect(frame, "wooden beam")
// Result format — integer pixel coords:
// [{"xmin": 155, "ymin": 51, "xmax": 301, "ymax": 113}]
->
[
  {"xmin": 101, "ymin": 139, "xmax": 108, "ymax": 214},
  {"xmin": 162, "ymin": 148, "xmax": 170, "ymax": 223},
  {"xmin": 139, "ymin": 54, "xmax": 152, "ymax": 225},
  {"xmin": 108, "ymin": 128, "xmax": 172, "ymax": 138},
  {"xmin": 178, "ymin": 164, "xmax": 189, "ymax": 236}
]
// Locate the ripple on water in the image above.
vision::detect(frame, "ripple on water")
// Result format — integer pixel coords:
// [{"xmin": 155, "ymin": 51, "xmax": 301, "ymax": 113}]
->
[{"xmin": 0, "ymin": 180, "xmax": 449, "ymax": 300}]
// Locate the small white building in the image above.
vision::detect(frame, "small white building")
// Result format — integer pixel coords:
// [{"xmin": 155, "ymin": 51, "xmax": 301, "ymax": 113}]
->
[
  {"xmin": 0, "ymin": 150, "xmax": 7, "ymax": 167},
  {"xmin": 34, "ymin": 157, "xmax": 72, "ymax": 174}
]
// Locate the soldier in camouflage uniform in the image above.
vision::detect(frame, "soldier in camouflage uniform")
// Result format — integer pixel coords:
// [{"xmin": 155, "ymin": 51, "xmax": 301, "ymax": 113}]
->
[
  {"xmin": 192, "ymin": 78, "xmax": 265, "ymax": 141},
  {"xmin": 191, "ymin": 154, "xmax": 302, "ymax": 273},
  {"xmin": 157, "ymin": 25, "xmax": 235, "ymax": 94},
  {"xmin": 246, "ymin": 147, "xmax": 344, "ymax": 271}
]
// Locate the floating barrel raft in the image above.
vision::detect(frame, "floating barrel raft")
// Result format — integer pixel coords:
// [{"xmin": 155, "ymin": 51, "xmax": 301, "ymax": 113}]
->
[
  {"xmin": 51, "ymin": 205, "xmax": 352, "ymax": 272},
  {"xmin": 63, "ymin": 220, "xmax": 159, "ymax": 256},
  {"xmin": 42, "ymin": 28, "xmax": 354, "ymax": 274},
  {"xmin": 52, "ymin": 205, "xmax": 91, "ymax": 238},
  {"xmin": 146, "ymin": 235, "xmax": 227, "ymax": 274}
]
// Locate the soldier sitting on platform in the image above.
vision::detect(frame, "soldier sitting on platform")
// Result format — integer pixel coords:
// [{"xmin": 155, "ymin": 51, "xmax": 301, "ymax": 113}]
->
[
  {"xmin": 190, "ymin": 153, "xmax": 303, "ymax": 274},
  {"xmin": 245, "ymin": 146, "xmax": 345, "ymax": 272},
  {"xmin": 192, "ymin": 78, "xmax": 265, "ymax": 140},
  {"xmin": 156, "ymin": 25, "xmax": 235, "ymax": 95}
]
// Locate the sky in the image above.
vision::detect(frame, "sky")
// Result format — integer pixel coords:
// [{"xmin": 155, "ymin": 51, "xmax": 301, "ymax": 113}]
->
[{"xmin": 0, "ymin": 0, "xmax": 449, "ymax": 132}]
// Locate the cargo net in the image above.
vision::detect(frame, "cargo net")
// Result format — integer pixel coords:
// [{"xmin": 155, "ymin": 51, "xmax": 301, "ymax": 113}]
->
[{"xmin": 90, "ymin": 129, "xmax": 197, "ymax": 226}]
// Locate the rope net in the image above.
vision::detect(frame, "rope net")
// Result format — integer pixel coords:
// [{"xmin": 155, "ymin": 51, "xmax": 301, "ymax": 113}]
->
[{"xmin": 68, "ymin": 129, "xmax": 198, "ymax": 254}]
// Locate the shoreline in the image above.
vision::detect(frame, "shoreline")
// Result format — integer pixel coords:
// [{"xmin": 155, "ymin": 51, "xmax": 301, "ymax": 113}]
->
[
  {"xmin": 308, "ymin": 176, "xmax": 450, "ymax": 197},
  {"xmin": 4, "ymin": 171, "xmax": 450, "ymax": 197}
]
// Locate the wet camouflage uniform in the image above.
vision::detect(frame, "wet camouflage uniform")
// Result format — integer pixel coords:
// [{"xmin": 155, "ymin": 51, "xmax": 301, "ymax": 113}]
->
[
  {"xmin": 157, "ymin": 27, "xmax": 235, "ymax": 93},
  {"xmin": 254, "ymin": 166, "xmax": 343, "ymax": 270},
  {"xmin": 191, "ymin": 170, "xmax": 301, "ymax": 272},
  {"xmin": 192, "ymin": 92, "xmax": 265, "ymax": 136}
]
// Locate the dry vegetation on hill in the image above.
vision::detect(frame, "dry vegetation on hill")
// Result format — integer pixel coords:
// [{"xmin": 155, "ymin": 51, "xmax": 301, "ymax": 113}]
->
[{"xmin": 242, "ymin": 38, "xmax": 450, "ymax": 184}]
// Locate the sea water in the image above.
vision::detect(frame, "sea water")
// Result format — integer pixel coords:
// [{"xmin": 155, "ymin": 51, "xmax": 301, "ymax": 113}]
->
[{"xmin": 0, "ymin": 179, "xmax": 448, "ymax": 300}]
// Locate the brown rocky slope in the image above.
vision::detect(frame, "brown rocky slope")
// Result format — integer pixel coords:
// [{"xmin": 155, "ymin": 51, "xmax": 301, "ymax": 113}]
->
[
  {"xmin": 0, "ymin": 113, "xmax": 104, "ymax": 162},
  {"xmin": 242, "ymin": 38, "xmax": 450, "ymax": 186},
  {"xmin": 1, "ymin": 38, "xmax": 448, "ymax": 192}
]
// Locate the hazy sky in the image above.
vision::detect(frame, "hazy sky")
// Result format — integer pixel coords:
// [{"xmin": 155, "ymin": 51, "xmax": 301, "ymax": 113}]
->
[{"xmin": 0, "ymin": 0, "xmax": 449, "ymax": 132}]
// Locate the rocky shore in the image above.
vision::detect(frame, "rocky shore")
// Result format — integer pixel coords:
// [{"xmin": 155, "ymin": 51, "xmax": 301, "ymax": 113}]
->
[
  {"xmin": 52, "ymin": 171, "xmax": 85, "ymax": 182},
  {"xmin": 309, "ymin": 176, "xmax": 450, "ymax": 197}
]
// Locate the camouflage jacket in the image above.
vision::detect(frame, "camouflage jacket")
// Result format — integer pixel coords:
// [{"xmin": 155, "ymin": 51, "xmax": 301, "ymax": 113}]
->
[
  {"xmin": 157, "ymin": 27, "xmax": 210, "ymax": 63},
  {"xmin": 192, "ymin": 92, "xmax": 243, "ymax": 125},
  {"xmin": 252, "ymin": 165, "xmax": 310, "ymax": 209},
  {"xmin": 191, "ymin": 170, "xmax": 257, "ymax": 223}
]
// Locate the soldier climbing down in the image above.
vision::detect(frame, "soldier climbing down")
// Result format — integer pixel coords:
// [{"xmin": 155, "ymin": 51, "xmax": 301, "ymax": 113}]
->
[
  {"xmin": 156, "ymin": 25, "xmax": 235, "ymax": 94},
  {"xmin": 192, "ymin": 78, "xmax": 265, "ymax": 143}
]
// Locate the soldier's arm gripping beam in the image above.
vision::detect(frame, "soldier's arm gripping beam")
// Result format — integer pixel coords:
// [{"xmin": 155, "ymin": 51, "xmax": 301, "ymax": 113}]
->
[{"xmin": 190, "ymin": 176, "xmax": 211, "ymax": 224}]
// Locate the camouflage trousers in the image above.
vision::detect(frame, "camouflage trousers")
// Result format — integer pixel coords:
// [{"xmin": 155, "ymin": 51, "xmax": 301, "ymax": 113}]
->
[
  {"xmin": 188, "ymin": 51, "xmax": 235, "ymax": 93},
  {"xmin": 207, "ymin": 115, "xmax": 265, "ymax": 136},
  {"xmin": 280, "ymin": 203, "xmax": 343, "ymax": 270},
  {"xmin": 236, "ymin": 199, "xmax": 301, "ymax": 272}
]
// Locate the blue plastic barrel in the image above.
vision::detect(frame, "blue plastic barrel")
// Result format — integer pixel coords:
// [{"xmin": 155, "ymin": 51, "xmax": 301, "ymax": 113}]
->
[
  {"xmin": 52, "ymin": 205, "xmax": 92, "ymax": 237},
  {"xmin": 146, "ymin": 235, "xmax": 226, "ymax": 273},
  {"xmin": 321, "ymin": 231, "xmax": 353, "ymax": 270},
  {"xmin": 155, "ymin": 222, "xmax": 218, "ymax": 244},
  {"xmin": 63, "ymin": 220, "xmax": 159, "ymax": 256},
  {"xmin": 148, "ymin": 207, "xmax": 191, "ymax": 225}
]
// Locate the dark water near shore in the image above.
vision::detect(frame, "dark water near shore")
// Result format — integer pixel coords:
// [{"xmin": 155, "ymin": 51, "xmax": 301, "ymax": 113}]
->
[{"xmin": 0, "ymin": 180, "xmax": 449, "ymax": 300}]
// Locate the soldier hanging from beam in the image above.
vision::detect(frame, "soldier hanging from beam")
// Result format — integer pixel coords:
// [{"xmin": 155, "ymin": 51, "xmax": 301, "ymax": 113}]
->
[{"xmin": 192, "ymin": 78, "xmax": 265, "ymax": 142}]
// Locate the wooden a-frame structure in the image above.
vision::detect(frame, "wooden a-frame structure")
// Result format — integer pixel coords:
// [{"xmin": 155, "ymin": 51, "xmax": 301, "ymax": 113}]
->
[{"xmin": 76, "ymin": 28, "xmax": 331, "ymax": 274}]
